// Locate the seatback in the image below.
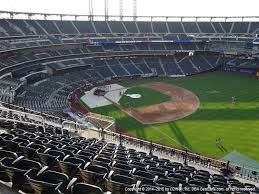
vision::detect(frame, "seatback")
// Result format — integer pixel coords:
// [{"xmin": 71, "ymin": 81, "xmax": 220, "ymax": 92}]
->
[
  {"xmin": 72, "ymin": 183, "xmax": 103, "ymax": 194},
  {"xmin": 38, "ymin": 150, "xmax": 65, "ymax": 167},
  {"xmin": 4, "ymin": 137, "xmax": 29, "ymax": 152},
  {"xmin": 2, "ymin": 157, "xmax": 42, "ymax": 192},
  {"xmin": 112, "ymin": 162, "xmax": 132, "ymax": 176},
  {"xmin": 133, "ymin": 170, "xmax": 155, "ymax": 185},
  {"xmin": 81, "ymin": 164, "xmax": 108, "ymax": 190},
  {"xmin": 28, "ymin": 170, "xmax": 69, "ymax": 194},
  {"xmin": 58, "ymin": 156, "xmax": 85, "ymax": 177},
  {"xmin": 0, "ymin": 152, "xmax": 17, "ymax": 182},
  {"xmin": 20, "ymin": 143, "xmax": 46, "ymax": 160},
  {"xmin": 107, "ymin": 174, "xmax": 135, "ymax": 194},
  {"xmin": 0, "ymin": 150, "xmax": 18, "ymax": 160}
]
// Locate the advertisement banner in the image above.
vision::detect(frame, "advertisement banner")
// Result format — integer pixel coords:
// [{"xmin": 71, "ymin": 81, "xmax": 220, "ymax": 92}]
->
[
  {"xmin": 239, "ymin": 69, "xmax": 256, "ymax": 75},
  {"xmin": 224, "ymin": 51, "xmax": 238, "ymax": 56},
  {"xmin": 223, "ymin": 66, "xmax": 238, "ymax": 72}
]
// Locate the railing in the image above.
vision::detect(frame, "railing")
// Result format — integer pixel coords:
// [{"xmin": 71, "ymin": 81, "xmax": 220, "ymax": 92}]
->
[
  {"xmin": 0, "ymin": 101, "xmax": 66, "ymax": 122},
  {"xmin": 0, "ymin": 102, "xmax": 83, "ymax": 134},
  {"xmin": 80, "ymin": 126, "xmax": 259, "ymax": 182},
  {"xmin": 86, "ymin": 112, "xmax": 115, "ymax": 123}
]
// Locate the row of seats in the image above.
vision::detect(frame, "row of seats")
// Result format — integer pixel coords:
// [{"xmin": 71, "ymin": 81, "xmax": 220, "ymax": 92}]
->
[
  {"xmin": 6, "ymin": 50, "xmax": 217, "ymax": 80},
  {"xmin": 0, "ymin": 34, "xmax": 196, "ymax": 51},
  {"xmin": 0, "ymin": 42, "xmax": 206, "ymax": 76},
  {"xmin": 15, "ymin": 72, "xmax": 90, "ymax": 113},
  {"xmin": 0, "ymin": 19, "xmax": 258, "ymax": 37}
]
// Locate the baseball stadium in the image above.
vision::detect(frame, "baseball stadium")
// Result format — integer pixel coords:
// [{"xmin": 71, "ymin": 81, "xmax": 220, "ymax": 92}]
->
[{"xmin": 0, "ymin": 0, "xmax": 258, "ymax": 193}]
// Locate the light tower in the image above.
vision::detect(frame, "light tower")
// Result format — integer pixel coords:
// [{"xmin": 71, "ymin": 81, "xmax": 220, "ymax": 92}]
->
[
  {"xmin": 89, "ymin": 0, "xmax": 93, "ymax": 21},
  {"xmin": 133, "ymin": 0, "xmax": 137, "ymax": 21},
  {"xmin": 119, "ymin": 0, "xmax": 123, "ymax": 20},
  {"xmin": 104, "ymin": 0, "xmax": 109, "ymax": 21}
]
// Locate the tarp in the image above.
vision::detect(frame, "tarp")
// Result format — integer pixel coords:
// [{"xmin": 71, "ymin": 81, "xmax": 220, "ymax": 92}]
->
[{"xmin": 221, "ymin": 151, "xmax": 259, "ymax": 171}]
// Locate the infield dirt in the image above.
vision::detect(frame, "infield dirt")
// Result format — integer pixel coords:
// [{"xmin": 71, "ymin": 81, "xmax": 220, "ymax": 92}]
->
[{"xmin": 105, "ymin": 82, "xmax": 200, "ymax": 124}]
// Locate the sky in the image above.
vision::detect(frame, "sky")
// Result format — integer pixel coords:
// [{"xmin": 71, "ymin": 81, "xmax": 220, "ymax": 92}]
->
[{"xmin": 1, "ymin": 0, "xmax": 259, "ymax": 19}]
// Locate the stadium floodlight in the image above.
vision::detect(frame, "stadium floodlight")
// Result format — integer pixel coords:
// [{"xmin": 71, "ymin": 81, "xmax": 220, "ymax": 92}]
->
[
  {"xmin": 133, "ymin": 0, "xmax": 137, "ymax": 21},
  {"xmin": 119, "ymin": 0, "xmax": 123, "ymax": 20},
  {"xmin": 105, "ymin": 0, "xmax": 109, "ymax": 21},
  {"xmin": 89, "ymin": 0, "xmax": 93, "ymax": 20}
]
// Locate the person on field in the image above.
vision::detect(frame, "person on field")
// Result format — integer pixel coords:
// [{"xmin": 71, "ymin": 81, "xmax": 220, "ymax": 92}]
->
[
  {"xmin": 231, "ymin": 96, "xmax": 236, "ymax": 104},
  {"xmin": 218, "ymin": 137, "xmax": 221, "ymax": 145},
  {"xmin": 216, "ymin": 137, "xmax": 221, "ymax": 145}
]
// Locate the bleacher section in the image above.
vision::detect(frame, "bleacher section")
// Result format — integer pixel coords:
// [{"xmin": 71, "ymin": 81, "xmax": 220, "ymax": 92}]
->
[
  {"xmin": 0, "ymin": 111, "xmax": 257, "ymax": 194},
  {"xmin": 1, "ymin": 19, "xmax": 259, "ymax": 37}
]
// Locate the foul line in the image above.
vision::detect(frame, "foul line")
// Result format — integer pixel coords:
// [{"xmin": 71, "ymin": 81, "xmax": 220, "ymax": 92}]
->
[{"xmin": 149, "ymin": 125, "xmax": 191, "ymax": 151}]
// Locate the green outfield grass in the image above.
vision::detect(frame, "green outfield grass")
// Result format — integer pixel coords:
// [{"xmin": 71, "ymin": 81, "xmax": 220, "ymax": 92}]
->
[
  {"xmin": 90, "ymin": 72, "xmax": 259, "ymax": 161},
  {"xmin": 119, "ymin": 86, "xmax": 170, "ymax": 108}
]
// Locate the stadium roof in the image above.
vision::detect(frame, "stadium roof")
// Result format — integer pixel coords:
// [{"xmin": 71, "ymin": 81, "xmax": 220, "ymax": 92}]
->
[
  {"xmin": 1, "ymin": 0, "xmax": 259, "ymax": 17},
  {"xmin": 1, "ymin": 10, "xmax": 259, "ymax": 22}
]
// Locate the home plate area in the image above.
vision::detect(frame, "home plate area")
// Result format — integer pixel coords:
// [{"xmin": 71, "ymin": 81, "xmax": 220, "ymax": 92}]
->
[{"xmin": 80, "ymin": 84, "xmax": 130, "ymax": 108}]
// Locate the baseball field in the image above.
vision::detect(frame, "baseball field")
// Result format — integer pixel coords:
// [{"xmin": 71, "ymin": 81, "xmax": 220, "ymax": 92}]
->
[{"xmin": 89, "ymin": 71, "xmax": 259, "ymax": 161}]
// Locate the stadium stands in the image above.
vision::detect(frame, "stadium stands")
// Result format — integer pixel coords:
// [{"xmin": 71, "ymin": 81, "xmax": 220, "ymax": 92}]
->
[
  {"xmin": 0, "ymin": 11, "xmax": 258, "ymax": 193},
  {"xmin": 2, "ymin": 19, "xmax": 259, "ymax": 36}
]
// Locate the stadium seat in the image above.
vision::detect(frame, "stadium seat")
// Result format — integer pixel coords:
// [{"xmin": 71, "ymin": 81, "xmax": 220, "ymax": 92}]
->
[
  {"xmin": 27, "ymin": 168, "xmax": 73, "ymax": 194},
  {"xmin": 1, "ymin": 156, "xmax": 42, "ymax": 192},
  {"xmin": 71, "ymin": 183, "xmax": 103, "ymax": 194},
  {"xmin": 0, "ymin": 149, "xmax": 18, "ymax": 160},
  {"xmin": 92, "ymin": 156, "xmax": 112, "ymax": 168},
  {"xmin": 132, "ymin": 170, "xmax": 157, "ymax": 185},
  {"xmin": 20, "ymin": 142, "xmax": 46, "ymax": 160},
  {"xmin": 10, "ymin": 128, "xmax": 25, "ymax": 136},
  {"xmin": 76, "ymin": 150, "xmax": 94, "ymax": 160},
  {"xmin": 80, "ymin": 163, "xmax": 108, "ymax": 190},
  {"xmin": 156, "ymin": 178, "xmax": 178, "ymax": 187},
  {"xmin": 0, "ymin": 133, "xmax": 14, "ymax": 141},
  {"xmin": 112, "ymin": 161, "xmax": 132, "ymax": 176},
  {"xmin": 38, "ymin": 149, "xmax": 66, "ymax": 168},
  {"xmin": 106, "ymin": 173, "xmax": 138, "ymax": 194},
  {"xmin": 148, "ymin": 167, "xmax": 167, "ymax": 178},
  {"xmin": 167, "ymin": 173, "xmax": 187, "ymax": 186},
  {"xmin": 191, "ymin": 174, "xmax": 210, "ymax": 185},
  {"xmin": 0, "ymin": 150, "xmax": 18, "ymax": 182},
  {"xmin": 4, "ymin": 137, "xmax": 30, "ymax": 153},
  {"xmin": 58, "ymin": 156, "xmax": 86, "ymax": 178}
]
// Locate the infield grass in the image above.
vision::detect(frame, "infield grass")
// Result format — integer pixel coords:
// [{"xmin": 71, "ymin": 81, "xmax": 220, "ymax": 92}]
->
[
  {"xmin": 119, "ymin": 86, "xmax": 170, "ymax": 108},
  {"xmin": 90, "ymin": 71, "xmax": 259, "ymax": 161}
]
